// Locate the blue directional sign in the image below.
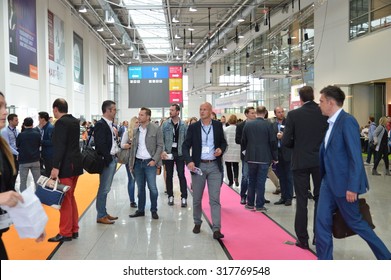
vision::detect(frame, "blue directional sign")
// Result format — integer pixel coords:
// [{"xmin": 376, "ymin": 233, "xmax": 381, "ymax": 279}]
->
[
  {"xmin": 128, "ymin": 66, "xmax": 142, "ymax": 79},
  {"xmin": 142, "ymin": 66, "xmax": 169, "ymax": 79}
]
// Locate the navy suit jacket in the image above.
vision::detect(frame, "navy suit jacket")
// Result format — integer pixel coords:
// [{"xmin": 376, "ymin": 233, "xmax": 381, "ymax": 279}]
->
[
  {"xmin": 182, "ymin": 120, "xmax": 227, "ymax": 172},
  {"xmin": 319, "ymin": 110, "xmax": 369, "ymax": 197},
  {"xmin": 242, "ymin": 117, "xmax": 278, "ymax": 163},
  {"xmin": 40, "ymin": 121, "xmax": 54, "ymax": 160}
]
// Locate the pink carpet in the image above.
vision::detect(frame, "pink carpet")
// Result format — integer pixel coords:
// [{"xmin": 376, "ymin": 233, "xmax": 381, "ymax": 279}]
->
[{"xmin": 186, "ymin": 170, "xmax": 317, "ymax": 260}]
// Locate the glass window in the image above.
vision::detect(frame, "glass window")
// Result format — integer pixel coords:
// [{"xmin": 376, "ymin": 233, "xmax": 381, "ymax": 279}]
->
[
  {"xmin": 350, "ymin": 0, "xmax": 391, "ymax": 39},
  {"xmin": 371, "ymin": 4, "xmax": 391, "ymax": 31}
]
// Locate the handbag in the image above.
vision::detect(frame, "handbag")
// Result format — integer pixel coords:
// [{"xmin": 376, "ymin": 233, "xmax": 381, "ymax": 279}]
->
[
  {"xmin": 332, "ymin": 198, "xmax": 375, "ymax": 239},
  {"xmin": 82, "ymin": 146, "xmax": 105, "ymax": 174},
  {"xmin": 117, "ymin": 148, "xmax": 131, "ymax": 164},
  {"xmin": 35, "ymin": 176, "xmax": 70, "ymax": 210}
]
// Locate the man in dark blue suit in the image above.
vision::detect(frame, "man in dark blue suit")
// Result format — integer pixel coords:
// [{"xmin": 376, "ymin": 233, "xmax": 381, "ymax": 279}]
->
[
  {"xmin": 182, "ymin": 102, "xmax": 227, "ymax": 239},
  {"xmin": 37, "ymin": 111, "xmax": 54, "ymax": 177},
  {"xmin": 316, "ymin": 85, "xmax": 391, "ymax": 259}
]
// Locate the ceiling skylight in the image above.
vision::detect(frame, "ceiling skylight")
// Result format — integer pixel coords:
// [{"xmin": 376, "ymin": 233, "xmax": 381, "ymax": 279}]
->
[{"xmin": 124, "ymin": 0, "xmax": 171, "ymax": 55}]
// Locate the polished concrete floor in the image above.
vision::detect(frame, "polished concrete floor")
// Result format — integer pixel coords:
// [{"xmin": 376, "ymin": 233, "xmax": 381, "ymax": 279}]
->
[{"xmin": 24, "ymin": 159, "xmax": 390, "ymax": 260}]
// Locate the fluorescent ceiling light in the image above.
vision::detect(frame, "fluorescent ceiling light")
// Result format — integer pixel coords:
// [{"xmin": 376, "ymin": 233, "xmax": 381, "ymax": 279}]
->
[
  {"xmin": 188, "ymin": 26, "xmax": 195, "ymax": 31},
  {"xmin": 174, "ymin": 33, "xmax": 181, "ymax": 39},
  {"xmin": 189, "ymin": 7, "xmax": 197, "ymax": 12},
  {"xmin": 97, "ymin": 26, "xmax": 104, "ymax": 32},
  {"xmin": 78, "ymin": 5, "xmax": 87, "ymax": 13}
]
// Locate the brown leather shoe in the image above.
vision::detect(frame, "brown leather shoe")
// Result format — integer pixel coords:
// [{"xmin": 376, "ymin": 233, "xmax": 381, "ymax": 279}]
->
[
  {"xmin": 97, "ymin": 216, "xmax": 115, "ymax": 224},
  {"xmin": 106, "ymin": 214, "xmax": 118, "ymax": 220}
]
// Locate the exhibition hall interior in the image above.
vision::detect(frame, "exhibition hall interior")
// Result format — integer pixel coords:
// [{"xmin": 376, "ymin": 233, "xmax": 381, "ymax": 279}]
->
[{"xmin": 0, "ymin": 0, "xmax": 390, "ymax": 260}]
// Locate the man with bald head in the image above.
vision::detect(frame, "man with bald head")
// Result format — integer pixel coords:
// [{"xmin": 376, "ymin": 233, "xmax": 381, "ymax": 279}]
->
[{"xmin": 183, "ymin": 102, "xmax": 227, "ymax": 239}]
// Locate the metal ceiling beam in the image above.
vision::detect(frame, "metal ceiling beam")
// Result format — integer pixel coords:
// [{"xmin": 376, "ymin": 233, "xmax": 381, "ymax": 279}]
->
[
  {"xmin": 191, "ymin": 0, "xmax": 264, "ymax": 63},
  {"xmin": 61, "ymin": 0, "xmax": 124, "ymax": 65},
  {"xmin": 95, "ymin": 0, "xmax": 141, "ymax": 63}
]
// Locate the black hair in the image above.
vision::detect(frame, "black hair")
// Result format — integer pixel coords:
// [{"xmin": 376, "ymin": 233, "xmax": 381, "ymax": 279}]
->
[
  {"xmin": 102, "ymin": 100, "xmax": 116, "ymax": 114},
  {"xmin": 38, "ymin": 111, "xmax": 49, "ymax": 122},
  {"xmin": 320, "ymin": 85, "xmax": 345, "ymax": 107}
]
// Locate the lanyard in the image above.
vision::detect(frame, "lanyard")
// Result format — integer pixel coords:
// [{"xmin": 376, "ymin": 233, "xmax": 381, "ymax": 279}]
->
[
  {"xmin": 201, "ymin": 125, "xmax": 212, "ymax": 144},
  {"xmin": 8, "ymin": 126, "xmax": 17, "ymax": 139},
  {"xmin": 171, "ymin": 120, "xmax": 179, "ymax": 139}
]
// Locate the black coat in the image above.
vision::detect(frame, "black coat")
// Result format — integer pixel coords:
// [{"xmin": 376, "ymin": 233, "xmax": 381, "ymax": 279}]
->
[
  {"xmin": 52, "ymin": 114, "xmax": 83, "ymax": 178},
  {"xmin": 16, "ymin": 128, "xmax": 41, "ymax": 164},
  {"xmin": 282, "ymin": 101, "xmax": 328, "ymax": 170},
  {"xmin": 94, "ymin": 118, "xmax": 115, "ymax": 166}
]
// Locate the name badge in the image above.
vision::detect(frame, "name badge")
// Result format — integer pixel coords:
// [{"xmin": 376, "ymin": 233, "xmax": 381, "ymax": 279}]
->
[
  {"xmin": 202, "ymin": 146, "xmax": 210, "ymax": 153},
  {"xmin": 172, "ymin": 142, "xmax": 177, "ymax": 148}
]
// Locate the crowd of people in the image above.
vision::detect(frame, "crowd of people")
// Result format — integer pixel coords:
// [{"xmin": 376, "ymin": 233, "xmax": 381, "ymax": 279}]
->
[{"xmin": 1, "ymin": 85, "xmax": 391, "ymax": 260}]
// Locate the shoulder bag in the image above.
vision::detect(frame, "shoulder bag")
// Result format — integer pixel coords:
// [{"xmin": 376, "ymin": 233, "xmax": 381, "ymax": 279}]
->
[{"xmin": 82, "ymin": 136, "xmax": 105, "ymax": 173}]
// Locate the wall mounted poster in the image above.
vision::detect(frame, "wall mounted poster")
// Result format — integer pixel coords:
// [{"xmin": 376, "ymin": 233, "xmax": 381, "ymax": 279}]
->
[
  {"xmin": 8, "ymin": 0, "xmax": 38, "ymax": 79},
  {"xmin": 73, "ymin": 32, "xmax": 84, "ymax": 93},
  {"xmin": 48, "ymin": 10, "xmax": 66, "ymax": 87}
]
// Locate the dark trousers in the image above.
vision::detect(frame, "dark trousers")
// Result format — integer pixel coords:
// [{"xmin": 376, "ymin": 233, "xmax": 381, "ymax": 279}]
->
[
  {"xmin": 373, "ymin": 145, "xmax": 389, "ymax": 170},
  {"xmin": 292, "ymin": 166, "xmax": 321, "ymax": 244},
  {"xmin": 164, "ymin": 152, "xmax": 188, "ymax": 199},
  {"xmin": 225, "ymin": 161, "xmax": 239, "ymax": 185},
  {"xmin": 276, "ymin": 152, "xmax": 293, "ymax": 201},
  {"xmin": 42, "ymin": 157, "xmax": 53, "ymax": 177}
]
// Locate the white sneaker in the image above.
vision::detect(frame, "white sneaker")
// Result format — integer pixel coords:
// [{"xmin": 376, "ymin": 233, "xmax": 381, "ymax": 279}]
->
[{"xmin": 168, "ymin": 196, "xmax": 174, "ymax": 206}]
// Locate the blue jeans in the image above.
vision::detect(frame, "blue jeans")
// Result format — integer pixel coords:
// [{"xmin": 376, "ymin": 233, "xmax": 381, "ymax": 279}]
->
[
  {"xmin": 247, "ymin": 163, "xmax": 269, "ymax": 208},
  {"xmin": 125, "ymin": 163, "xmax": 136, "ymax": 203},
  {"xmin": 134, "ymin": 159, "xmax": 158, "ymax": 213},
  {"xmin": 240, "ymin": 160, "xmax": 249, "ymax": 198},
  {"xmin": 96, "ymin": 158, "xmax": 117, "ymax": 219}
]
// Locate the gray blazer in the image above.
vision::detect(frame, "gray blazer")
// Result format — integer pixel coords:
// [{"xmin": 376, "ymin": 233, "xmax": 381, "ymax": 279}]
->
[{"xmin": 129, "ymin": 122, "xmax": 163, "ymax": 169}]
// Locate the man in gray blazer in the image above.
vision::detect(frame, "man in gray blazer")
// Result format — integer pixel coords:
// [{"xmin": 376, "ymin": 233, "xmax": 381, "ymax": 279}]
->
[
  {"xmin": 129, "ymin": 107, "xmax": 163, "ymax": 219},
  {"xmin": 242, "ymin": 106, "xmax": 278, "ymax": 212}
]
